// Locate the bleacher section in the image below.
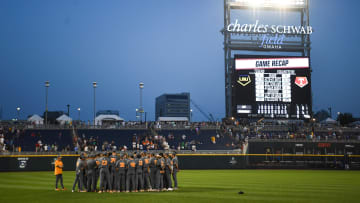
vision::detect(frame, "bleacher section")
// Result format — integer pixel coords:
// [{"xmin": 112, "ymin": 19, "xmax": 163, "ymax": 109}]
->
[{"xmin": 18, "ymin": 128, "xmax": 237, "ymax": 151}]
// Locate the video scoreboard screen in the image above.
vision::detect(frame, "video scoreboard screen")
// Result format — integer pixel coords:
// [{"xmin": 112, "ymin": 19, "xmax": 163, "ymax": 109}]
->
[{"xmin": 232, "ymin": 55, "xmax": 311, "ymax": 119}]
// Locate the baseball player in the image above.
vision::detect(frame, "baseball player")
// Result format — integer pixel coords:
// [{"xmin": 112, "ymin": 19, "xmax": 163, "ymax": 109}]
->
[
  {"xmin": 109, "ymin": 150, "xmax": 118, "ymax": 192},
  {"xmin": 142, "ymin": 152, "xmax": 151, "ymax": 191},
  {"xmin": 115, "ymin": 154, "xmax": 127, "ymax": 192},
  {"xmin": 126, "ymin": 155, "xmax": 136, "ymax": 192},
  {"xmin": 159, "ymin": 153, "xmax": 165, "ymax": 191},
  {"xmin": 149, "ymin": 153, "xmax": 157, "ymax": 190},
  {"xmin": 171, "ymin": 152, "xmax": 179, "ymax": 189},
  {"xmin": 135, "ymin": 154, "xmax": 144, "ymax": 192},
  {"xmin": 164, "ymin": 153, "xmax": 173, "ymax": 191},
  {"xmin": 72, "ymin": 153, "xmax": 86, "ymax": 192},
  {"xmin": 86, "ymin": 154, "xmax": 97, "ymax": 192},
  {"xmin": 94, "ymin": 152, "xmax": 101, "ymax": 191},
  {"xmin": 98, "ymin": 152, "xmax": 112, "ymax": 193}
]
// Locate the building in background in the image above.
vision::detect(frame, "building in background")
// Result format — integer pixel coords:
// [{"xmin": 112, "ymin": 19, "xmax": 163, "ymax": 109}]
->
[{"xmin": 155, "ymin": 93, "xmax": 190, "ymax": 121}]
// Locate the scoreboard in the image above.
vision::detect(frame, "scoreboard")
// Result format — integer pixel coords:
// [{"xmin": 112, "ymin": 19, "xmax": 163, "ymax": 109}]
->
[{"xmin": 232, "ymin": 55, "xmax": 311, "ymax": 119}]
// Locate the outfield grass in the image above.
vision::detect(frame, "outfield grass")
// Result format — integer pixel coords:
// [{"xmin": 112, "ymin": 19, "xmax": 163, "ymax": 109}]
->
[{"xmin": 0, "ymin": 170, "xmax": 359, "ymax": 203}]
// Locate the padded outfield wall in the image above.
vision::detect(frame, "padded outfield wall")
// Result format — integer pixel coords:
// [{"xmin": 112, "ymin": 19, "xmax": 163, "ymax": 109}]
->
[{"xmin": 1, "ymin": 146, "xmax": 360, "ymax": 171}]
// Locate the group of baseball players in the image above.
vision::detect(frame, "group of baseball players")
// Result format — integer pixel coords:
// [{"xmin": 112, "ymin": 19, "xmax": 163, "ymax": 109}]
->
[{"xmin": 56, "ymin": 151, "xmax": 179, "ymax": 193}]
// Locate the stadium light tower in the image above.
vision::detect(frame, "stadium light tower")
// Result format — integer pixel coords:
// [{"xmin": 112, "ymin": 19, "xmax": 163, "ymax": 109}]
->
[
  {"xmin": 44, "ymin": 81, "xmax": 50, "ymax": 126},
  {"xmin": 77, "ymin": 108, "xmax": 81, "ymax": 121},
  {"xmin": 16, "ymin": 107, "xmax": 21, "ymax": 120},
  {"xmin": 136, "ymin": 108, "xmax": 140, "ymax": 121},
  {"xmin": 67, "ymin": 104, "xmax": 70, "ymax": 116},
  {"xmin": 190, "ymin": 109, "xmax": 193, "ymax": 122},
  {"xmin": 139, "ymin": 82, "xmax": 144, "ymax": 123},
  {"xmin": 93, "ymin": 82, "xmax": 97, "ymax": 126}
]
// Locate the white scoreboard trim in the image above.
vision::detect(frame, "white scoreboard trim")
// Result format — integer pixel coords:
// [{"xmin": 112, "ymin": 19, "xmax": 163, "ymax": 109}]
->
[{"xmin": 235, "ymin": 57, "xmax": 309, "ymax": 70}]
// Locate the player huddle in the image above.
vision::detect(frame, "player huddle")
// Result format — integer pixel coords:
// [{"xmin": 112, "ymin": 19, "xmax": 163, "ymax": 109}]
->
[{"xmin": 55, "ymin": 151, "xmax": 179, "ymax": 193}]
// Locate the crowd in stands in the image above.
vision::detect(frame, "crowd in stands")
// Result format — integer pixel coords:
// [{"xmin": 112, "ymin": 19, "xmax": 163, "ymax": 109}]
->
[
  {"xmin": 0, "ymin": 120, "xmax": 360, "ymax": 153},
  {"xmin": 249, "ymin": 131, "xmax": 360, "ymax": 141},
  {"xmin": 35, "ymin": 140, "xmax": 60, "ymax": 152},
  {"xmin": 72, "ymin": 133, "xmax": 99, "ymax": 152},
  {"xmin": 0, "ymin": 125, "xmax": 23, "ymax": 152}
]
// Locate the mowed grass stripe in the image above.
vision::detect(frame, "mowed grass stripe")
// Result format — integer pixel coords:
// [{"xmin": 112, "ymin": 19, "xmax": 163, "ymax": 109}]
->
[
  {"xmin": 0, "ymin": 170, "xmax": 360, "ymax": 203},
  {"xmin": 0, "ymin": 179, "xmax": 61, "ymax": 186},
  {"xmin": 0, "ymin": 183, "xmax": 51, "ymax": 190},
  {"xmin": 182, "ymin": 184, "xmax": 348, "ymax": 193}
]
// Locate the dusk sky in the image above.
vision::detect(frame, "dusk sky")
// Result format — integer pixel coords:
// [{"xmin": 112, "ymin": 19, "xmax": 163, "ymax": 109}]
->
[{"xmin": 0, "ymin": 0, "xmax": 359, "ymax": 121}]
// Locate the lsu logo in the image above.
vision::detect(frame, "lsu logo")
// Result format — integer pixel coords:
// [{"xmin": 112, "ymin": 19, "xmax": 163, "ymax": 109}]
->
[
  {"xmin": 295, "ymin": 77, "xmax": 308, "ymax": 88},
  {"xmin": 237, "ymin": 75, "xmax": 251, "ymax": 86}
]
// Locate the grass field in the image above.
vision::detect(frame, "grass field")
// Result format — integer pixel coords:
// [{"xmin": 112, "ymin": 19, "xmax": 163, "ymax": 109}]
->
[{"xmin": 0, "ymin": 170, "xmax": 359, "ymax": 203}]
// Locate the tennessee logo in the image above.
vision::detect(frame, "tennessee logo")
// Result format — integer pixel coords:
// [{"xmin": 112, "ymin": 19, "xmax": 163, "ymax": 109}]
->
[
  {"xmin": 237, "ymin": 75, "xmax": 251, "ymax": 86},
  {"xmin": 295, "ymin": 77, "xmax": 308, "ymax": 88}
]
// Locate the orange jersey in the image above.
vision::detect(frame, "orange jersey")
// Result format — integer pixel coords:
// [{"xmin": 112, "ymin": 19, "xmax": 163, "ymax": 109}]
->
[{"xmin": 54, "ymin": 160, "xmax": 63, "ymax": 175}]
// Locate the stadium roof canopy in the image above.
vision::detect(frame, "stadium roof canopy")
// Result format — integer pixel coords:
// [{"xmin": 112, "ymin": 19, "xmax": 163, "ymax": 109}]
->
[
  {"xmin": 27, "ymin": 114, "xmax": 44, "ymax": 125},
  {"xmin": 56, "ymin": 114, "xmax": 72, "ymax": 125},
  {"xmin": 320, "ymin": 117, "xmax": 337, "ymax": 124},
  {"xmin": 95, "ymin": 114, "xmax": 124, "ymax": 126}
]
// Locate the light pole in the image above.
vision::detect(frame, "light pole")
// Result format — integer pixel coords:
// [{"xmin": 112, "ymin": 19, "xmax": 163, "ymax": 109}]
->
[
  {"xmin": 328, "ymin": 107, "xmax": 332, "ymax": 118},
  {"xmin": 93, "ymin": 82, "xmax": 97, "ymax": 126},
  {"xmin": 136, "ymin": 108, "xmax": 140, "ymax": 121},
  {"xmin": 190, "ymin": 109, "xmax": 193, "ymax": 122},
  {"xmin": 77, "ymin": 108, "xmax": 81, "ymax": 121},
  {"xmin": 16, "ymin": 107, "xmax": 21, "ymax": 120},
  {"xmin": 139, "ymin": 82, "xmax": 144, "ymax": 123},
  {"xmin": 67, "ymin": 104, "xmax": 70, "ymax": 116},
  {"xmin": 45, "ymin": 81, "xmax": 50, "ymax": 126}
]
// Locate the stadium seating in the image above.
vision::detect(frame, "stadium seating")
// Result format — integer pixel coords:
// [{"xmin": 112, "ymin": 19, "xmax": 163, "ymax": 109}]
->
[{"xmin": 15, "ymin": 128, "xmax": 236, "ymax": 151}]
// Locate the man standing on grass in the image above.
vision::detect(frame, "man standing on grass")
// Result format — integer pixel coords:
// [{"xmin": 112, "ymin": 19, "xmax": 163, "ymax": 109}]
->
[
  {"xmin": 98, "ymin": 152, "xmax": 112, "ymax": 193},
  {"xmin": 109, "ymin": 150, "xmax": 118, "ymax": 192},
  {"xmin": 159, "ymin": 153, "xmax": 165, "ymax": 191},
  {"xmin": 86, "ymin": 154, "xmax": 97, "ymax": 192},
  {"xmin": 153, "ymin": 154, "xmax": 162, "ymax": 191},
  {"xmin": 125, "ymin": 155, "xmax": 136, "ymax": 192},
  {"xmin": 149, "ymin": 153, "xmax": 157, "ymax": 190},
  {"xmin": 94, "ymin": 152, "xmax": 101, "ymax": 191},
  {"xmin": 72, "ymin": 153, "xmax": 86, "ymax": 192},
  {"xmin": 142, "ymin": 152, "xmax": 151, "ymax": 191},
  {"xmin": 115, "ymin": 154, "xmax": 127, "ymax": 192},
  {"xmin": 135, "ymin": 154, "xmax": 144, "ymax": 192},
  {"xmin": 171, "ymin": 152, "xmax": 179, "ymax": 190},
  {"xmin": 164, "ymin": 153, "xmax": 173, "ymax": 191},
  {"xmin": 54, "ymin": 155, "xmax": 66, "ymax": 191}
]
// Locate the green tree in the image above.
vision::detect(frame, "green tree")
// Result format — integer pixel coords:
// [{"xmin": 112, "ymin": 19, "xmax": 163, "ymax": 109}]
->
[
  {"xmin": 337, "ymin": 113, "xmax": 355, "ymax": 126},
  {"xmin": 314, "ymin": 109, "xmax": 330, "ymax": 122}
]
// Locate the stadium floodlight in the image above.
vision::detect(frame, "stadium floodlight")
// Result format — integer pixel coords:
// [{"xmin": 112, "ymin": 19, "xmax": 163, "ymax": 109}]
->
[
  {"xmin": 44, "ymin": 81, "xmax": 50, "ymax": 126},
  {"xmin": 231, "ymin": 0, "xmax": 306, "ymax": 9},
  {"xmin": 190, "ymin": 109, "xmax": 193, "ymax": 122},
  {"xmin": 92, "ymin": 82, "xmax": 97, "ymax": 126},
  {"xmin": 16, "ymin": 107, "xmax": 21, "ymax": 120},
  {"xmin": 77, "ymin": 108, "xmax": 81, "ymax": 121},
  {"xmin": 139, "ymin": 82, "xmax": 144, "ymax": 122}
]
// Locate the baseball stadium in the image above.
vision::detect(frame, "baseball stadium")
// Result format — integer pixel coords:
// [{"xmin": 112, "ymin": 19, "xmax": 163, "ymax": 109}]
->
[{"xmin": 1, "ymin": 0, "xmax": 360, "ymax": 202}]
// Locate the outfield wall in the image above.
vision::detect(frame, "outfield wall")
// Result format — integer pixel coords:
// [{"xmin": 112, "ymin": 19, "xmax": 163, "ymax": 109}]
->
[
  {"xmin": 0, "ymin": 153, "xmax": 359, "ymax": 171},
  {"xmin": 2, "ymin": 140, "xmax": 360, "ymax": 171},
  {"xmin": 0, "ymin": 155, "xmax": 248, "ymax": 171}
]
